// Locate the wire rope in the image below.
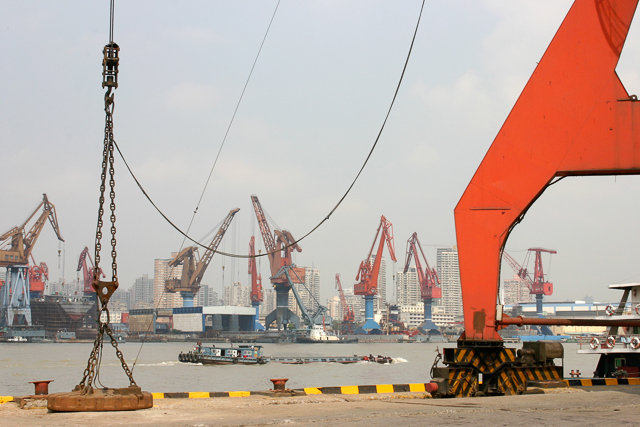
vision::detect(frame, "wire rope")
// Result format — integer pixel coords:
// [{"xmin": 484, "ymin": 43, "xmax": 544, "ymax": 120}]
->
[{"xmin": 115, "ymin": 0, "xmax": 427, "ymax": 260}]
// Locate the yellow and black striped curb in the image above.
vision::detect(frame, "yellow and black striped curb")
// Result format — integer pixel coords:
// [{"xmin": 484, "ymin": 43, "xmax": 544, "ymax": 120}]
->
[
  {"xmin": 151, "ymin": 383, "xmax": 433, "ymax": 399},
  {"xmin": 563, "ymin": 378, "xmax": 640, "ymax": 387}
]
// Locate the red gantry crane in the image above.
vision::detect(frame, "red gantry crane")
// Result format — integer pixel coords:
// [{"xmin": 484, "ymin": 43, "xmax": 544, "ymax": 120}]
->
[
  {"xmin": 335, "ymin": 273, "xmax": 355, "ymax": 334},
  {"xmin": 403, "ymin": 232, "xmax": 441, "ymax": 333},
  {"xmin": 425, "ymin": 1, "xmax": 640, "ymax": 398},
  {"xmin": 251, "ymin": 195, "xmax": 305, "ymax": 330},
  {"xmin": 248, "ymin": 236, "xmax": 264, "ymax": 331},
  {"xmin": 354, "ymin": 215, "xmax": 396, "ymax": 333},
  {"xmin": 0, "ymin": 194, "xmax": 64, "ymax": 327},
  {"xmin": 77, "ymin": 246, "xmax": 105, "ymax": 301},
  {"xmin": 165, "ymin": 208, "xmax": 239, "ymax": 307}
]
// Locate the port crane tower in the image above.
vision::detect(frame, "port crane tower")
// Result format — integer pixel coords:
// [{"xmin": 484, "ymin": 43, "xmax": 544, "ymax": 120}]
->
[
  {"xmin": 426, "ymin": 1, "xmax": 640, "ymax": 397},
  {"xmin": 76, "ymin": 246, "xmax": 105, "ymax": 302},
  {"xmin": 335, "ymin": 273, "xmax": 355, "ymax": 334},
  {"xmin": 0, "ymin": 194, "xmax": 64, "ymax": 327},
  {"xmin": 165, "ymin": 208, "xmax": 239, "ymax": 307},
  {"xmin": 403, "ymin": 232, "xmax": 441, "ymax": 333},
  {"xmin": 248, "ymin": 236, "xmax": 264, "ymax": 331},
  {"xmin": 354, "ymin": 215, "xmax": 396, "ymax": 333},
  {"xmin": 251, "ymin": 195, "xmax": 306, "ymax": 330}
]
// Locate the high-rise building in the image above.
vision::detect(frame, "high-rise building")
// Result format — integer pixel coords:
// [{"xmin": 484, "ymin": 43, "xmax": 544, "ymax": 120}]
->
[
  {"xmin": 132, "ymin": 274, "xmax": 154, "ymax": 308},
  {"xmin": 261, "ymin": 288, "xmax": 277, "ymax": 317},
  {"xmin": 396, "ymin": 267, "xmax": 420, "ymax": 305},
  {"xmin": 342, "ymin": 287, "xmax": 364, "ymax": 323},
  {"xmin": 196, "ymin": 284, "xmax": 220, "ymax": 307},
  {"xmin": 502, "ymin": 275, "xmax": 534, "ymax": 305},
  {"xmin": 154, "ymin": 254, "xmax": 183, "ymax": 309},
  {"xmin": 224, "ymin": 282, "xmax": 250, "ymax": 306},
  {"xmin": 436, "ymin": 246, "xmax": 462, "ymax": 317}
]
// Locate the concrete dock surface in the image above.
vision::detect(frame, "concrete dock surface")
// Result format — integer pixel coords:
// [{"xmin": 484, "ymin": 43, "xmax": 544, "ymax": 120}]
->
[{"xmin": 1, "ymin": 386, "xmax": 639, "ymax": 426}]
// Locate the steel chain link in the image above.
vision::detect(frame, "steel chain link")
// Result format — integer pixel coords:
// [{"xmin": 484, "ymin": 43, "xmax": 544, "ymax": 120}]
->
[{"xmin": 78, "ymin": 79, "xmax": 134, "ymax": 391}]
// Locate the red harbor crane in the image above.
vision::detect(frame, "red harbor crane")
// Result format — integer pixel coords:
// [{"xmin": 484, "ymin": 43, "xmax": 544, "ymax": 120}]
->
[
  {"xmin": 335, "ymin": 273, "xmax": 355, "ymax": 334},
  {"xmin": 0, "ymin": 194, "xmax": 64, "ymax": 327},
  {"xmin": 354, "ymin": 215, "xmax": 396, "ymax": 333},
  {"xmin": 502, "ymin": 248, "xmax": 555, "ymax": 317},
  {"xmin": 165, "ymin": 208, "xmax": 239, "ymax": 307},
  {"xmin": 403, "ymin": 232, "xmax": 441, "ymax": 332},
  {"xmin": 77, "ymin": 246, "xmax": 105, "ymax": 301},
  {"xmin": 28, "ymin": 255, "xmax": 49, "ymax": 299},
  {"xmin": 251, "ymin": 195, "xmax": 305, "ymax": 330},
  {"xmin": 248, "ymin": 236, "xmax": 264, "ymax": 330}
]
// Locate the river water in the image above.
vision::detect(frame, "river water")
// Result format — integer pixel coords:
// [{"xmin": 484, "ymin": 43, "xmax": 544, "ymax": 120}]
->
[{"xmin": 0, "ymin": 342, "xmax": 601, "ymax": 396}]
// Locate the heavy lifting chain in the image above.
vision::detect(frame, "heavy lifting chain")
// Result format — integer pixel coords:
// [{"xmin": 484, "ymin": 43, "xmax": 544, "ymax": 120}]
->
[{"xmin": 77, "ymin": 38, "xmax": 136, "ymax": 391}]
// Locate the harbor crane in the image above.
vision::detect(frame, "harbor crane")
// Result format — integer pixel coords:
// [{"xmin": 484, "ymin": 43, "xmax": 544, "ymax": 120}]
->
[
  {"xmin": 248, "ymin": 236, "xmax": 264, "ymax": 331},
  {"xmin": 77, "ymin": 246, "xmax": 105, "ymax": 301},
  {"xmin": 502, "ymin": 248, "xmax": 555, "ymax": 315},
  {"xmin": 354, "ymin": 215, "xmax": 396, "ymax": 333},
  {"xmin": 0, "ymin": 194, "xmax": 64, "ymax": 327},
  {"xmin": 426, "ymin": 1, "xmax": 640, "ymax": 397},
  {"xmin": 403, "ymin": 232, "xmax": 441, "ymax": 333},
  {"xmin": 28, "ymin": 255, "xmax": 49, "ymax": 299},
  {"xmin": 165, "ymin": 208, "xmax": 239, "ymax": 307},
  {"xmin": 335, "ymin": 273, "xmax": 355, "ymax": 334},
  {"xmin": 251, "ymin": 195, "xmax": 306, "ymax": 330}
]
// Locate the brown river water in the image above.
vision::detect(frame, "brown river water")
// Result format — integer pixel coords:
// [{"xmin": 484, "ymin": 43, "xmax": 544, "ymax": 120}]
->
[{"xmin": 0, "ymin": 342, "xmax": 600, "ymax": 396}]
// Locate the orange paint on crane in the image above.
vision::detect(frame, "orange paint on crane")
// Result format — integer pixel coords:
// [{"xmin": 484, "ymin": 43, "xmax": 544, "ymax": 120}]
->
[{"xmin": 455, "ymin": 0, "xmax": 640, "ymax": 341}]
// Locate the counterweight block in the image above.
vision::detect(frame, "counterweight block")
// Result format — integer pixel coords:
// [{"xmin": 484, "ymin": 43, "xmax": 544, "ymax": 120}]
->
[{"xmin": 47, "ymin": 386, "xmax": 153, "ymax": 412}]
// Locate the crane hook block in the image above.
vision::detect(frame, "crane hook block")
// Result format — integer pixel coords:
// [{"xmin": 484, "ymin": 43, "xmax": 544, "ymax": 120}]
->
[{"xmin": 102, "ymin": 42, "xmax": 120, "ymax": 89}]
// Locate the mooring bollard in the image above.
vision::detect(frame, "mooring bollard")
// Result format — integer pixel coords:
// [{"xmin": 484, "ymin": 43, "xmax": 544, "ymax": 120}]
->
[
  {"xmin": 29, "ymin": 380, "xmax": 53, "ymax": 396},
  {"xmin": 270, "ymin": 378, "xmax": 289, "ymax": 391}
]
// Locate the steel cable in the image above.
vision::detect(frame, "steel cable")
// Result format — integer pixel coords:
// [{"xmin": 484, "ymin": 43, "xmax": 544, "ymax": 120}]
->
[{"xmin": 115, "ymin": 0, "xmax": 426, "ymax": 259}]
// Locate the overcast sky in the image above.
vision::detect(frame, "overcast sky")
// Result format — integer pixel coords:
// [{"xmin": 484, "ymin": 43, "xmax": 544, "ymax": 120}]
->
[{"xmin": 3, "ymin": 1, "xmax": 640, "ymax": 307}]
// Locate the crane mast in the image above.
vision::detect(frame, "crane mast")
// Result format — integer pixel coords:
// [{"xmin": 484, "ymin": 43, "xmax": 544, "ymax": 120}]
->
[
  {"xmin": 248, "ymin": 236, "xmax": 264, "ymax": 331},
  {"xmin": 403, "ymin": 232, "xmax": 441, "ymax": 332},
  {"xmin": 251, "ymin": 195, "xmax": 305, "ymax": 330},
  {"xmin": 354, "ymin": 215, "xmax": 396, "ymax": 333},
  {"xmin": 165, "ymin": 208, "xmax": 239, "ymax": 307}
]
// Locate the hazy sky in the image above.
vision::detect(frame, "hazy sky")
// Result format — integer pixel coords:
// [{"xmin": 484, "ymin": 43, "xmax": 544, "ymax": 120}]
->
[{"xmin": 3, "ymin": 1, "xmax": 640, "ymax": 307}]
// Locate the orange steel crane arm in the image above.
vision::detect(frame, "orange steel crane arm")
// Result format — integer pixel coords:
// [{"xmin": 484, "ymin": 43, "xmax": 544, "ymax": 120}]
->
[
  {"xmin": 502, "ymin": 251, "xmax": 534, "ymax": 293},
  {"xmin": 454, "ymin": 0, "xmax": 640, "ymax": 341},
  {"xmin": 335, "ymin": 273, "xmax": 355, "ymax": 322},
  {"xmin": 166, "ymin": 208, "xmax": 239, "ymax": 294},
  {"xmin": 251, "ymin": 195, "xmax": 303, "ymax": 283},
  {"xmin": 249, "ymin": 236, "xmax": 263, "ymax": 303},
  {"xmin": 0, "ymin": 194, "xmax": 64, "ymax": 267},
  {"xmin": 354, "ymin": 216, "xmax": 397, "ymax": 296},
  {"xmin": 77, "ymin": 246, "xmax": 105, "ymax": 295},
  {"xmin": 404, "ymin": 233, "xmax": 441, "ymax": 300}
]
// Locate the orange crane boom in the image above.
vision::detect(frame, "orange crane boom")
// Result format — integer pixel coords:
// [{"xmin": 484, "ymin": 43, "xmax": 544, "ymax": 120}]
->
[
  {"xmin": 354, "ymin": 216, "xmax": 396, "ymax": 332},
  {"xmin": 0, "ymin": 194, "xmax": 64, "ymax": 267},
  {"xmin": 403, "ymin": 232, "xmax": 440, "ymax": 332},
  {"xmin": 335, "ymin": 273, "xmax": 354, "ymax": 333},
  {"xmin": 165, "ymin": 208, "xmax": 239, "ymax": 307}
]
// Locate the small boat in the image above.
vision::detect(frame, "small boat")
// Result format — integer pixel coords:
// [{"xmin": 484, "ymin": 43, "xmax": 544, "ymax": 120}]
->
[{"xmin": 179, "ymin": 343, "xmax": 268, "ymax": 365}]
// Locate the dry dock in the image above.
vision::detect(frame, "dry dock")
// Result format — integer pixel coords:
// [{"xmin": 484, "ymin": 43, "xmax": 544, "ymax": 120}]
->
[{"xmin": 2, "ymin": 386, "xmax": 640, "ymax": 427}]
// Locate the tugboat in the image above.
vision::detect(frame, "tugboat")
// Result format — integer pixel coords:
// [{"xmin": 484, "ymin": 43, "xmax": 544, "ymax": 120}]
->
[{"xmin": 179, "ymin": 342, "xmax": 268, "ymax": 365}]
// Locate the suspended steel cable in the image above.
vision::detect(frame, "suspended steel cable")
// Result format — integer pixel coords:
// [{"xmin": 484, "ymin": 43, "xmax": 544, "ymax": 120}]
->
[
  {"xmin": 179, "ymin": 0, "xmax": 281, "ymax": 251},
  {"xmin": 115, "ymin": 0, "xmax": 427, "ymax": 260}
]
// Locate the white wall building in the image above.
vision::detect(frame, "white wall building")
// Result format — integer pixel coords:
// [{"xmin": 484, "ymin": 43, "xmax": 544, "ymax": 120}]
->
[
  {"xmin": 396, "ymin": 267, "xmax": 420, "ymax": 305},
  {"xmin": 437, "ymin": 246, "xmax": 462, "ymax": 317},
  {"xmin": 154, "ymin": 254, "xmax": 183, "ymax": 309}
]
